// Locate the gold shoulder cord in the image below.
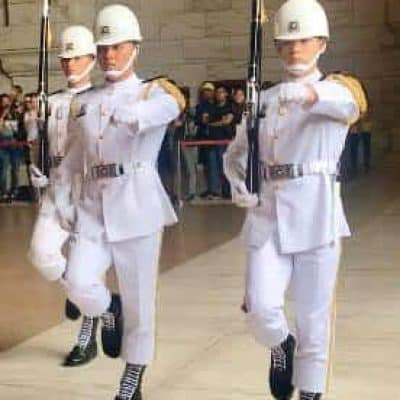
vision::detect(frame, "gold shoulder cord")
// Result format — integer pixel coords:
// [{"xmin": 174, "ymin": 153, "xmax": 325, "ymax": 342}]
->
[
  {"xmin": 141, "ymin": 81, "xmax": 156, "ymax": 102},
  {"xmin": 142, "ymin": 78, "xmax": 186, "ymax": 112},
  {"xmin": 326, "ymin": 73, "xmax": 368, "ymax": 124},
  {"xmin": 69, "ymin": 97, "xmax": 81, "ymax": 119}
]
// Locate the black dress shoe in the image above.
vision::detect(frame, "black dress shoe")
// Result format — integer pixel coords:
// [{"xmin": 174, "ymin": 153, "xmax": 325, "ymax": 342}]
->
[
  {"xmin": 114, "ymin": 393, "xmax": 142, "ymax": 400},
  {"xmin": 65, "ymin": 299, "xmax": 81, "ymax": 321},
  {"xmin": 101, "ymin": 294, "xmax": 123, "ymax": 358},
  {"xmin": 269, "ymin": 334, "xmax": 296, "ymax": 400},
  {"xmin": 63, "ymin": 339, "xmax": 98, "ymax": 367},
  {"xmin": 299, "ymin": 392, "xmax": 322, "ymax": 400}
]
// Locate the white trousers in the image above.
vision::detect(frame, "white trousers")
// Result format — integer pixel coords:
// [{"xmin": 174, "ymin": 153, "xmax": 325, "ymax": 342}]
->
[
  {"xmin": 65, "ymin": 231, "xmax": 162, "ymax": 365},
  {"xmin": 28, "ymin": 195, "xmax": 69, "ymax": 282},
  {"xmin": 245, "ymin": 229, "xmax": 340, "ymax": 393}
]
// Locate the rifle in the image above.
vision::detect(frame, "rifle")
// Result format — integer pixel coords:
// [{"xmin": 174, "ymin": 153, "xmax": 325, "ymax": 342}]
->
[
  {"xmin": 245, "ymin": 0, "xmax": 266, "ymax": 194},
  {"xmin": 37, "ymin": 0, "xmax": 51, "ymax": 177}
]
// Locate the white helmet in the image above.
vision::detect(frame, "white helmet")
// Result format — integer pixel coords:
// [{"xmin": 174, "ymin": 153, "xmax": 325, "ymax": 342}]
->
[
  {"xmin": 58, "ymin": 25, "xmax": 96, "ymax": 59},
  {"xmin": 95, "ymin": 4, "xmax": 143, "ymax": 46},
  {"xmin": 274, "ymin": 0, "xmax": 330, "ymax": 41}
]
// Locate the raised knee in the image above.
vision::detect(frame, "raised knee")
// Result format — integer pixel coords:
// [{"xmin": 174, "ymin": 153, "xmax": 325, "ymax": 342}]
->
[
  {"xmin": 27, "ymin": 249, "xmax": 65, "ymax": 281},
  {"xmin": 66, "ymin": 279, "xmax": 93, "ymax": 299}
]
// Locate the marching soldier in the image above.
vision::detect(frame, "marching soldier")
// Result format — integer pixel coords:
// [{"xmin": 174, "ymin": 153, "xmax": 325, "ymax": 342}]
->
[
  {"xmin": 28, "ymin": 25, "xmax": 99, "ymax": 367},
  {"xmin": 58, "ymin": 5, "xmax": 184, "ymax": 399},
  {"xmin": 223, "ymin": 1, "xmax": 367, "ymax": 399}
]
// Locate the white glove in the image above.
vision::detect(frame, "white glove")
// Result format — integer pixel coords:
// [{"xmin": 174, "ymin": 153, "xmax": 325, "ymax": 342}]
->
[
  {"xmin": 29, "ymin": 164, "xmax": 49, "ymax": 188},
  {"xmin": 232, "ymin": 181, "xmax": 259, "ymax": 208},
  {"xmin": 112, "ymin": 106, "xmax": 139, "ymax": 131},
  {"xmin": 279, "ymin": 82, "xmax": 311, "ymax": 105},
  {"xmin": 56, "ymin": 205, "xmax": 75, "ymax": 233}
]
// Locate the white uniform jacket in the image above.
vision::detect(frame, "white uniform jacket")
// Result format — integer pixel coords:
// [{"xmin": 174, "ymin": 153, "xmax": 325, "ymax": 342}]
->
[
  {"xmin": 224, "ymin": 71, "xmax": 359, "ymax": 253},
  {"xmin": 59, "ymin": 74, "xmax": 180, "ymax": 242}
]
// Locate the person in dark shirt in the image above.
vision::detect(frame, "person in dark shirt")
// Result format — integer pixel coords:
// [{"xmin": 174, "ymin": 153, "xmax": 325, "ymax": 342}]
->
[
  {"xmin": 0, "ymin": 93, "xmax": 20, "ymax": 201},
  {"xmin": 195, "ymin": 82, "xmax": 215, "ymax": 197},
  {"xmin": 204, "ymin": 84, "xmax": 234, "ymax": 199},
  {"xmin": 195, "ymin": 81, "xmax": 215, "ymax": 139}
]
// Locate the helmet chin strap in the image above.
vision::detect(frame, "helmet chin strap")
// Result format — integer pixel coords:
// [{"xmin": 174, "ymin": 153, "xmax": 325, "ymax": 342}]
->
[
  {"xmin": 282, "ymin": 48, "xmax": 325, "ymax": 77},
  {"xmin": 67, "ymin": 59, "xmax": 96, "ymax": 84},
  {"xmin": 104, "ymin": 47, "xmax": 138, "ymax": 81}
]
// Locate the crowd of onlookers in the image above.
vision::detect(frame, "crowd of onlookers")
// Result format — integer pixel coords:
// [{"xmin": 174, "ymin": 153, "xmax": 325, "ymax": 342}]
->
[
  {"xmin": 0, "ymin": 85, "xmax": 40, "ymax": 202},
  {"xmin": 158, "ymin": 81, "xmax": 246, "ymax": 205}
]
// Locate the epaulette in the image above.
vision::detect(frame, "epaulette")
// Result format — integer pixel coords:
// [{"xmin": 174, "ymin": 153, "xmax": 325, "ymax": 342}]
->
[
  {"xmin": 69, "ymin": 97, "xmax": 87, "ymax": 119},
  {"xmin": 49, "ymin": 89, "xmax": 64, "ymax": 96},
  {"xmin": 324, "ymin": 71, "xmax": 368, "ymax": 122},
  {"xmin": 76, "ymin": 86, "xmax": 96, "ymax": 96},
  {"xmin": 142, "ymin": 75, "xmax": 167, "ymax": 84},
  {"xmin": 142, "ymin": 76, "xmax": 186, "ymax": 111}
]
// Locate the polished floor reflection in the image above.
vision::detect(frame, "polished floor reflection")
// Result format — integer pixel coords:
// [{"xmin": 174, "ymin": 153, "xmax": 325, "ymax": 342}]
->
[
  {"xmin": 0, "ymin": 200, "xmax": 243, "ymax": 351},
  {"xmin": 0, "ymin": 156, "xmax": 399, "ymax": 399}
]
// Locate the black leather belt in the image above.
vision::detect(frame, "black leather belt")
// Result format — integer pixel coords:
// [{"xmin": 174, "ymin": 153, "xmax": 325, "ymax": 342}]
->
[{"xmin": 91, "ymin": 163, "xmax": 124, "ymax": 179}]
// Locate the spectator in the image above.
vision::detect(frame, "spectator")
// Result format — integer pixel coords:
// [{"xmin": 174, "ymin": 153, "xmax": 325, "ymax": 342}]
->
[
  {"xmin": 341, "ymin": 82, "xmax": 371, "ymax": 180},
  {"xmin": 180, "ymin": 91, "xmax": 198, "ymax": 202},
  {"xmin": 195, "ymin": 81, "xmax": 215, "ymax": 139},
  {"xmin": 232, "ymin": 86, "xmax": 246, "ymax": 127},
  {"xmin": 348, "ymin": 116, "xmax": 372, "ymax": 176},
  {"xmin": 204, "ymin": 83, "xmax": 234, "ymax": 199},
  {"xmin": 18, "ymin": 93, "xmax": 39, "ymax": 196},
  {"xmin": 195, "ymin": 82, "xmax": 215, "ymax": 195},
  {"xmin": 0, "ymin": 93, "xmax": 20, "ymax": 201},
  {"xmin": 10, "ymin": 84, "xmax": 24, "ymax": 112}
]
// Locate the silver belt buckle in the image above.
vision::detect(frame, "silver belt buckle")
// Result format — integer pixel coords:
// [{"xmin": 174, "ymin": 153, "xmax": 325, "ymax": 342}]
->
[
  {"xmin": 269, "ymin": 164, "xmax": 291, "ymax": 180},
  {"xmin": 268, "ymin": 164, "xmax": 302, "ymax": 180},
  {"xmin": 51, "ymin": 156, "xmax": 64, "ymax": 168},
  {"xmin": 91, "ymin": 163, "xmax": 119, "ymax": 179}
]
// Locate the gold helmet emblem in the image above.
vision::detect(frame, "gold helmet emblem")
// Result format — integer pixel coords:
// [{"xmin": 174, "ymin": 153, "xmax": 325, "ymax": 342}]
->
[{"xmin": 65, "ymin": 42, "xmax": 75, "ymax": 51}]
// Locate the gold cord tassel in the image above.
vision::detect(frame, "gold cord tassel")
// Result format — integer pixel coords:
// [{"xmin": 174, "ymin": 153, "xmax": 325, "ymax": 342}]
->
[{"xmin": 261, "ymin": 0, "xmax": 269, "ymax": 24}]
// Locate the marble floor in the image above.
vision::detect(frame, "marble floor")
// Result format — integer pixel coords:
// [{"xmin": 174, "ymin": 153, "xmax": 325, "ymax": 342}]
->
[{"xmin": 0, "ymin": 156, "xmax": 399, "ymax": 399}]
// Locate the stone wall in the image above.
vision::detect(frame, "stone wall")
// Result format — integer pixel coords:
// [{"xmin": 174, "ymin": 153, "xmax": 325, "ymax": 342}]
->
[{"xmin": 0, "ymin": 0, "xmax": 399, "ymax": 152}]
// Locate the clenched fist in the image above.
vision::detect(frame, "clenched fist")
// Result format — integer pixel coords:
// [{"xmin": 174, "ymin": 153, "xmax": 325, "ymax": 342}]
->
[{"xmin": 278, "ymin": 82, "xmax": 317, "ymax": 106}]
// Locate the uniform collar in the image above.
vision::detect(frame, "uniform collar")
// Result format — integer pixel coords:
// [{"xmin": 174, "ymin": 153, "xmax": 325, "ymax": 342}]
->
[
  {"xmin": 104, "ymin": 73, "xmax": 141, "ymax": 91},
  {"xmin": 284, "ymin": 69, "xmax": 323, "ymax": 84},
  {"xmin": 67, "ymin": 82, "xmax": 92, "ymax": 95}
]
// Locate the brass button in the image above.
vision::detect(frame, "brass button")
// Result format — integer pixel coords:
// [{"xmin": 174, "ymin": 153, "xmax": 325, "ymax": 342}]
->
[{"xmin": 278, "ymin": 106, "xmax": 287, "ymax": 116}]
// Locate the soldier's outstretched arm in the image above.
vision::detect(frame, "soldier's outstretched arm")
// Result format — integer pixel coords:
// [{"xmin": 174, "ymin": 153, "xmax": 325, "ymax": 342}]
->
[
  {"xmin": 112, "ymin": 81, "xmax": 183, "ymax": 135},
  {"xmin": 308, "ymin": 75, "xmax": 367, "ymax": 125}
]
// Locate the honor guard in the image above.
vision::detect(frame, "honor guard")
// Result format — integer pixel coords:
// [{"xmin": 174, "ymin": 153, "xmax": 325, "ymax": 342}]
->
[
  {"xmin": 28, "ymin": 25, "xmax": 99, "ymax": 367},
  {"xmin": 57, "ymin": 5, "xmax": 184, "ymax": 399},
  {"xmin": 223, "ymin": 0, "xmax": 367, "ymax": 399}
]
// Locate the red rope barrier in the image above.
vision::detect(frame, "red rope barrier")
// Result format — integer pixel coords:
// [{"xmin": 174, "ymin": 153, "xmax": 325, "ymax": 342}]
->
[
  {"xmin": 180, "ymin": 139, "xmax": 231, "ymax": 147},
  {"xmin": 0, "ymin": 140, "xmax": 35, "ymax": 149}
]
